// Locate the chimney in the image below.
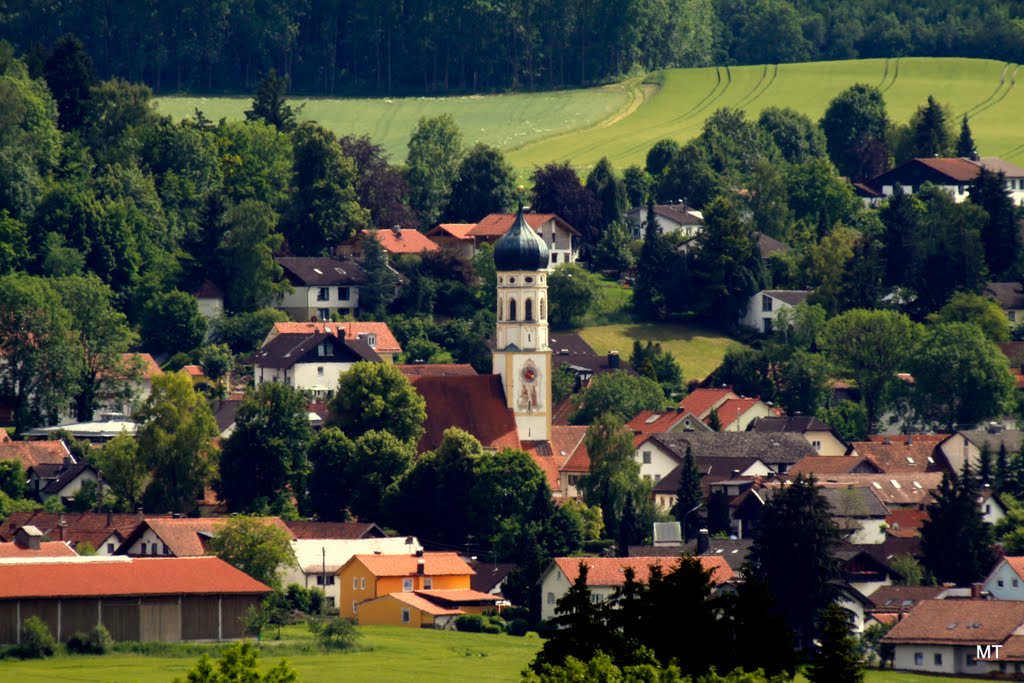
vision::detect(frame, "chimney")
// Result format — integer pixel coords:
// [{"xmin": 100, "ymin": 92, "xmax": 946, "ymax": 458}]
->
[
  {"xmin": 608, "ymin": 351, "xmax": 620, "ymax": 369},
  {"xmin": 971, "ymin": 583, "xmax": 983, "ymax": 599},
  {"xmin": 107, "ymin": 509, "xmax": 113, "ymax": 527},
  {"xmin": 697, "ymin": 528, "xmax": 710, "ymax": 555},
  {"xmin": 883, "ymin": 437, "xmax": 891, "ymax": 445},
  {"xmin": 417, "ymin": 559, "xmax": 426, "ymax": 575},
  {"xmin": 415, "ymin": 549, "xmax": 424, "ymax": 558}
]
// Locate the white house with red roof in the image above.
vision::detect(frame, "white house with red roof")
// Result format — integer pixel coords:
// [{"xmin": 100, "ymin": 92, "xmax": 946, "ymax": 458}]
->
[
  {"xmin": 867, "ymin": 156, "xmax": 1024, "ymax": 205},
  {"xmin": 539, "ymin": 555, "xmax": 735, "ymax": 621},
  {"xmin": 426, "ymin": 223, "xmax": 477, "ymax": 259},
  {"xmin": 678, "ymin": 388, "xmax": 739, "ymax": 421},
  {"xmin": 626, "ymin": 408, "xmax": 713, "ymax": 436},
  {"xmin": 339, "ymin": 227, "xmax": 441, "ymax": 257},
  {"xmin": 426, "ymin": 213, "xmax": 579, "ymax": 265},
  {"xmin": 984, "ymin": 557, "xmax": 1024, "ymax": 601}
]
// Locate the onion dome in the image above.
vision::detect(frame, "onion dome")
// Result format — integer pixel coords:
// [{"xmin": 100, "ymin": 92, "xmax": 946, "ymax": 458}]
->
[{"xmin": 493, "ymin": 204, "xmax": 550, "ymax": 271}]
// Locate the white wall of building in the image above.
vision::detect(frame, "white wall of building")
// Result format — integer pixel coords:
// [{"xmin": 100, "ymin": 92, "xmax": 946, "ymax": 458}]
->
[
  {"xmin": 278, "ymin": 285, "xmax": 360, "ymax": 320},
  {"xmin": 985, "ymin": 561, "xmax": 1024, "ymax": 600},
  {"xmin": 739, "ymin": 292, "xmax": 796, "ymax": 333}
]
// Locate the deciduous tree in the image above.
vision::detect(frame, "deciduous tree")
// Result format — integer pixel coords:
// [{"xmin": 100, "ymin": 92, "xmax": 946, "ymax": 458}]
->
[
  {"xmin": 571, "ymin": 371, "xmax": 666, "ymax": 425},
  {"xmin": 406, "ymin": 114, "xmax": 463, "ymax": 227},
  {"xmin": 207, "ymin": 516, "xmax": 296, "ymax": 590},
  {"xmin": 820, "ymin": 84, "xmax": 889, "ymax": 180},
  {"xmin": 328, "ymin": 361, "xmax": 426, "ymax": 444},
  {"xmin": 445, "ymin": 143, "xmax": 516, "ymax": 222},
  {"xmin": 216, "ymin": 200, "xmax": 288, "ymax": 314}
]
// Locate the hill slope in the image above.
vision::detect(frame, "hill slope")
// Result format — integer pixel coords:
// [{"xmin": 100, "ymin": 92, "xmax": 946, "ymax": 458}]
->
[{"xmin": 157, "ymin": 58, "xmax": 1024, "ymax": 173}]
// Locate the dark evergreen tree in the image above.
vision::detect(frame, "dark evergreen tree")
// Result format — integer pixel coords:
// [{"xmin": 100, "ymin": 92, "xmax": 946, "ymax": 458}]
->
[
  {"xmin": 530, "ymin": 162, "xmax": 601, "ymax": 247},
  {"xmin": 996, "ymin": 443, "xmax": 1010, "ymax": 494},
  {"xmin": 808, "ymin": 603, "xmax": 865, "ymax": 683},
  {"xmin": 632, "ymin": 201, "xmax": 669, "ymax": 320},
  {"xmin": 356, "ymin": 231, "xmax": 398, "ymax": 318},
  {"xmin": 585, "ymin": 157, "xmax": 628, "ymax": 235},
  {"xmin": 245, "ymin": 69, "xmax": 301, "ymax": 132},
  {"xmin": 970, "ymin": 167, "xmax": 1021, "ymax": 278},
  {"xmin": 921, "ymin": 463, "xmax": 996, "ymax": 585},
  {"xmin": 672, "ymin": 445, "xmax": 703, "ymax": 539},
  {"xmin": 43, "ymin": 34, "xmax": 95, "ymax": 131},
  {"xmin": 531, "ymin": 563, "xmax": 620, "ymax": 670},
  {"xmin": 910, "ymin": 95, "xmax": 954, "ymax": 158},
  {"xmin": 879, "ymin": 184, "xmax": 923, "ymax": 288},
  {"xmin": 979, "ymin": 443, "xmax": 994, "ymax": 487},
  {"xmin": 720, "ymin": 577, "xmax": 798, "ymax": 678},
  {"xmin": 707, "ymin": 491, "xmax": 732, "ymax": 535},
  {"xmin": 642, "ymin": 557, "xmax": 723, "ymax": 674},
  {"xmin": 748, "ymin": 476, "xmax": 842, "ymax": 651},
  {"xmin": 708, "ymin": 407, "xmax": 722, "ymax": 431},
  {"xmin": 444, "ymin": 143, "xmax": 516, "ymax": 223},
  {"xmin": 956, "ymin": 114, "xmax": 977, "ymax": 158}
]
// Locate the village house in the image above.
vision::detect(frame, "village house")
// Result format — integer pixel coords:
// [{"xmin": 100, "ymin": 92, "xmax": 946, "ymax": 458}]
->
[
  {"xmin": 96, "ymin": 352, "xmax": 163, "ymax": 418},
  {"xmin": 883, "ymin": 598, "xmax": 1024, "ymax": 676},
  {"xmin": 867, "ymin": 156, "xmax": 1024, "ymax": 205},
  {"xmin": 193, "ymin": 281, "xmax": 225, "ymax": 322},
  {"xmin": 539, "ymin": 555, "xmax": 735, "ymax": 622},
  {"xmin": 338, "ymin": 551, "xmax": 501, "ymax": 628},
  {"xmin": 262, "ymin": 321, "xmax": 401, "ymax": 363},
  {"xmin": 624, "ymin": 203, "xmax": 704, "ymax": 240},
  {"xmin": 851, "ymin": 434, "xmax": 953, "ymax": 474},
  {"xmin": 939, "ymin": 426, "xmax": 1024, "ymax": 474},
  {"xmin": 425, "ymin": 223, "xmax": 477, "ymax": 259},
  {"xmin": 0, "ymin": 511, "xmax": 160, "ymax": 555},
  {"xmin": 739, "ymin": 289, "xmax": 812, "ymax": 334},
  {"xmin": 28, "ymin": 461, "xmax": 105, "ymax": 504},
  {"xmin": 117, "ymin": 517, "xmax": 294, "ymax": 558},
  {"xmin": 0, "ymin": 526, "xmax": 76, "ymax": 558},
  {"xmin": 337, "ymin": 227, "xmax": 440, "ymax": 258},
  {"xmin": 274, "ymin": 256, "xmax": 366, "ymax": 320},
  {"xmin": 984, "ymin": 556, "xmax": 1024, "ymax": 600},
  {"xmin": 679, "ymin": 387, "xmax": 739, "ymax": 421},
  {"xmin": 636, "ymin": 432, "xmax": 814, "ymax": 484},
  {"xmin": 282, "ymin": 536, "xmax": 422, "ymax": 609},
  {"xmin": 0, "ymin": 556, "xmax": 270, "ymax": 643},
  {"xmin": 427, "ymin": 212, "xmax": 580, "ymax": 265},
  {"xmin": 748, "ymin": 415, "xmax": 848, "ymax": 455},
  {"xmin": 985, "ymin": 282, "xmax": 1024, "ymax": 328}
]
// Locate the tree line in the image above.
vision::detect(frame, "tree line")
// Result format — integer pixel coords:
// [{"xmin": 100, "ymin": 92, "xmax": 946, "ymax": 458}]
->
[{"xmin": 1, "ymin": 1, "xmax": 1023, "ymax": 95}]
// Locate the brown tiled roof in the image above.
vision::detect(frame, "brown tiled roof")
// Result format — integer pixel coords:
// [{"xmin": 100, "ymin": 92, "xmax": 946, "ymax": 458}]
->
[
  {"xmin": 377, "ymin": 591, "xmax": 463, "ymax": 616},
  {"xmin": 553, "ymin": 556, "xmax": 734, "ymax": 587},
  {"xmin": 427, "ymin": 223, "xmax": 476, "ymax": 240},
  {"xmin": 99, "ymin": 353, "xmax": 162, "ymax": 380},
  {"xmin": 41, "ymin": 464, "xmax": 100, "ymax": 495},
  {"xmin": 361, "ymin": 228, "xmax": 440, "ymax": 254},
  {"xmin": 193, "ymin": 280, "xmax": 224, "ymax": 298},
  {"xmin": 270, "ymin": 322, "xmax": 401, "ymax": 354},
  {"xmin": 960, "ymin": 428, "xmax": 1024, "ymax": 456},
  {"xmin": 470, "ymin": 213, "xmax": 579, "ymax": 237},
  {"xmin": 761, "ymin": 290, "xmax": 812, "ymax": 306},
  {"xmin": 0, "ymin": 557, "xmax": 271, "ymax": 598},
  {"xmin": 810, "ymin": 473, "xmax": 943, "ymax": 507},
  {"xmin": 986, "ymin": 282, "xmax": 1024, "ymax": 310},
  {"xmin": 0, "ymin": 511, "xmax": 153, "ymax": 550},
  {"xmin": 883, "ymin": 599, "xmax": 1024, "ymax": 645},
  {"xmin": 522, "ymin": 425, "xmax": 589, "ymax": 492},
  {"xmin": 789, "ymin": 455, "xmax": 881, "ymax": 476},
  {"xmin": 248, "ymin": 331, "xmax": 381, "ymax": 369},
  {"xmin": 0, "ymin": 541, "xmax": 77, "ymax": 558},
  {"xmin": 0, "ymin": 441, "xmax": 70, "ymax": 469},
  {"xmin": 756, "ymin": 233, "xmax": 790, "ymax": 257},
  {"xmin": 650, "ymin": 432, "xmax": 815, "ymax": 466},
  {"xmin": 275, "ymin": 256, "xmax": 367, "ymax": 286},
  {"xmin": 886, "ymin": 509, "xmax": 929, "ymax": 537},
  {"xmin": 652, "ymin": 204, "xmax": 704, "ymax": 226},
  {"xmin": 853, "ymin": 435, "xmax": 951, "ymax": 473},
  {"xmin": 552, "ymin": 396, "xmax": 576, "ymax": 426},
  {"xmin": 917, "ymin": 157, "xmax": 982, "ymax": 181},
  {"xmin": 395, "ymin": 364, "xmax": 478, "ymax": 377},
  {"xmin": 547, "ymin": 334, "xmax": 597, "ymax": 356},
  {"xmin": 678, "ymin": 388, "xmax": 738, "ymax": 419},
  {"xmin": 410, "ymin": 375, "xmax": 520, "ymax": 453},
  {"xmin": 353, "ymin": 552, "xmax": 473, "ymax": 577},
  {"xmin": 868, "ymin": 585, "xmax": 945, "ymax": 612},
  {"xmin": 749, "ymin": 416, "xmax": 835, "ymax": 434},
  {"xmin": 182, "ymin": 364, "xmax": 205, "ymax": 377},
  {"xmin": 284, "ymin": 521, "xmax": 384, "ymax": 540},
  {"xmin": 713, "ymin": 398, "xmax": 769, "ymax": 429},
  {"xmin": 414, "ymin": 589, "xmax": 502, "ymax": 604},
  {"xmin": 122, "ymin": 517, "xmax": 294, "ymax": 557},
  {"xmin": 969, "ymin": 157, "xmax": 1024, "ymax": 177},
  {"xmin": 998, "ymin": 342, "xmax": 1024, "ymax": 367},
  {"xmin": 468, "ymin": 562, "xmax": 516, "ymax": 594}
]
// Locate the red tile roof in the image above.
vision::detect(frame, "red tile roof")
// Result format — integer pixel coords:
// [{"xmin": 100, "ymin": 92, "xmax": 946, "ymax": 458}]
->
[
  {"xmin": 126, "ymin": 517, "xmax": 294, "ymax": 557},
  {"xmin": 712, "ymin": 398, "xmax": 767, "ymax": 429},
  {"xmin": 915, "ymin": 157, "xmax": 983, "ymax": 182},
  {"xmin": 380, "ymin": 591, "xmax": 463, "ymax": 616},
  {"xmin": 1003, "ymin": 557, "xmax": 1024, "ymax": 582},
  {"xmin": 428, "ymin": 224, "xmax": 477, "ymax": 240},
  {"xmin": 886, "ymin": 509, "xmax": 929, "ymax": 538},
  {"xmin": 883, "ymin": 599, "xmax": 1024, "ymax": 645},
  {"xmin": 0, "ymin": 441, "xmax": 70, "ymax": 469},
  {"xmin": 395, "ymin": 364, "xmax": 478, "ymax": 378},
  {"xmin": 0, "ymin": 557, "xmax": 271, "ymax": 598},
  {"xmin": 678, "ymin": 388, "xmax": 737, "ymax": 419},
  {"xmin": 182, "ymin": 364, "xmax": 206, "ymax": 378},
  {"xmin": 552, "ymin": 396, "xmax": 576, "ymax": 425},
  {"xmin": 522, "ymin": 426, "xmax": 589, "ymax": 492},
  {"xmin": 626, "ymin": 410, "xmax": 691, "ymax": 434},
  {"xmin": 270, "ymin": 322, "xmax": 401, "ymax": 354},
  {"xmin": 853, "ymin": 436, "xmax": 951, "ymax": 473},
  {"xmin": 284, "ymin": 521, "xmax": 383, "ymax": 540},
  {"xmin": 470, "ymin": 213, "xmax": 580, "ymax": 237},
  {"xmin": 410, "ymin": 375, "xmax": 520, "ymax": 453},
  {"xmin": 353, "ymin": 552, "xmax": 473, "ymax": 577},
  {"xmin": 0, "ymin": 511, "xmax": 155, "ymax": 549},
  {"xmin": 193, "ymin": 280, "xmax": 224, "ymax": 298},
  {"xmin": 99, "ymin": 353, "xmax": 163, "ymax": 380},
  {"xmin": 553, "ymin": 556, "xmax": 734, "ymax": 587},
  {"xmin": 0, "ymin": 541, "xmax": 77, "ymax": 558},
  {"xmin": 362, "ymin": 228, "xmax": 440, "ymax": 254}
]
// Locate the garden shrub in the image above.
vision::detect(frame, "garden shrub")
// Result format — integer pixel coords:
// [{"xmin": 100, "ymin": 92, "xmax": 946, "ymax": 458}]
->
[{"xmin": 18, "ymin": 616, "xmax": 55, "ymax": 658}]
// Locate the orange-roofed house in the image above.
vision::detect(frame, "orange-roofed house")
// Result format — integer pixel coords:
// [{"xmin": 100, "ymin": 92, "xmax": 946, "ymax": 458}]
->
[
  {"xmin": 340, "ymin": 228, "xmax": 441, "ymax": 257},
  {"xmin": 712, "ymin": 397, "xmax": 778, "ymax": 432},
  {"xmin": 426, "ymin": 223, "xmax": 477, "ymax": 259},
  {"xmin": 626, "ymin": 409, "xmax": 712, "ymax": 436},
  {"xmin": 539, "ymin": 556, "xmax": 735, "ymax": 621},
  {"xmin": 470, "ymin": 213, "xmax": 580, "ymax": 266},
  {"xmin": 263, "ymin": 321, "xmax": 402, "ymax": 363},
  {"xmin": 0, "ymin": 526, "xmax": 77, "ymax": 558},
  {"xmin": 117, "ymin": 517, "xmax": 294, "ymax": 558},
  {"xmin": 0, "ymin": 556, "xmax": 270, "ymax": 643},
  {"xmin": 337, "ymin": 551, "xmax": 500, "ymax": 626},
  {"xmin": 678, "ymin": 388, "xmax": 739, "ymax": 421},
  {"xmin": 984, "ymin": 556, "xmax": 1024, "ymax": 601}
]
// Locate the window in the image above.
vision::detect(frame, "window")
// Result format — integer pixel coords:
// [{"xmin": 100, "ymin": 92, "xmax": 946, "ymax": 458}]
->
[
  {"xmin": 317, "ymin": 287, "xmax": 329, "ymax": 301},
  {"xmin": 353, "ymin": 577, "xmax": 359, "ymax": 589},
  {"xmin": 140, "ymin": 542, "xmax": 147, "ymax": 554},
  {"xmin": 1011, "ymin": 311, "xmax": 1017, "ymax": 322},
  {"xmin": 1015, "ymin": 579, "xmax": 1020, "ymax": 588},
  {"xmin": 643, "ymin": 474, "xmax": 652, "ymax": 481},
  {"xmin": 424, "ymin": 578, "xmax": 433, "ymax": 589},
  {"xmin": 590, "ymin": 593, "xmax": 601, "ymax": 604},
  {"xmin": 654, "ymin": 474, "xmax": 662, "ymax": 482},
  {"xmin": 317, "ymin": 367, "xmax": 324, "ymax": 376},
  {"xmin": 999, "ymin": 579, "xmax": 1006, "ymax": 587},
  {"xmin": 525, "ymin": 298, "xmax": 534, "ymax": 321},
  {"xmin": 497, "ymin": 297, "xmax": 503, "ymax": 321},
  {"xmin": 934, "ymin": 653, "xmax": 942, "ymax": 666},
  {"xmin": 401, "ymin": 608, "xmax": 411, "ymax": 623},
  {"xmin": 763, "ymin": 318, "xmax": 773, "ymax": 334},
  {"xmin": 812, "ymin": 440, "xmax": 822, "ymax": 451},
  {"xmin": 642, "ymin": 451, "xmax": 652, "ymax": 464},
  {"xmin": 151, "ymin": 544, "xmax": 159, "ymax": 556},
  {"xmin": 986, "ymin": 504, "xmax": 991, "ymax": 514},
  {"xmin": 547, "ymin": 592, "xmax": 555, "ymax": 604},
  {"xmin": 360, "ymin": 577, "xmax": 366, "ymax": 590},
  {"xmin": 551, "ymin": 253, "xmax": 558, "ymax": 263},
  {"xmin": 317, "ymin": 308, "xmax": 330, "ymax": 321},
  {"xmin": 761, "ymin": 295, "xmax": 773, "ymax": 312},
  {"xmin": 317, "ymin": 575, "xmax": 335, "ymax": 586},
  {"xmin": 403, "ymin": 578, "xmax": 413, "ymax": 592},
  {"xmin": 365, "ymin": 334, "xmax": 376, "ymax": 348},
  {"xmin": 338, "ymin": 287, "xmax": 350, "ymax": 301},
  {"xmin": 509, "ymin": 298, "xmax": 517, "ymax": 321},
  {"xmin": 163, "ymin": 545, "xmax": 170, "ymax": 556},
  {"xmin": 352, "ymin": 601, "xmax": 358, "ymax": 614},
  {"xmin": 107, "ymin": 543, "xmax": 114, "ymax": 554},
  {"xmin": 914, "ymin": 653, "xmax": 924, "ymax": 666},
  {"xmin": 568, "ymin": 474, "xmax": 579, "ymax": 487}
]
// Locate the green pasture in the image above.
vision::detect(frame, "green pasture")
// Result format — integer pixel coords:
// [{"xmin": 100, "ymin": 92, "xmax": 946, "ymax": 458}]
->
[
  {"xmin": 0, "ymin": 625, "xmax": 541, "ymax": 683},
  {"xmin": 158, "ymin": 57, "xmax": 1024, "ymax": 174},
  {"xmin": 577, "ymin": 322, "xmax": 744, "ymax": 383}
]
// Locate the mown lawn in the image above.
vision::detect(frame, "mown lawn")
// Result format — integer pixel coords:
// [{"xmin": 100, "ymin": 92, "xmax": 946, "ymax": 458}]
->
[
  {"xmin": 577, "ymin": 322, "xmax": 744, "ymax": 383},
  {"xmin": 0, "ymin": 626, "xmax": 541, "ymax": 683}
]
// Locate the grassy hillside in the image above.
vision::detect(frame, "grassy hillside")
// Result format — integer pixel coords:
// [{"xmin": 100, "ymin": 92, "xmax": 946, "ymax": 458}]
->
[{"xmin": 157, "ymin": 58, "xmax": 1024, "ymax": 174}]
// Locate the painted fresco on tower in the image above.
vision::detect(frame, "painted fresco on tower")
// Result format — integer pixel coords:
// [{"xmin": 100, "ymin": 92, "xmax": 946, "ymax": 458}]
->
[{"xmin": 517, "ymin": 360, "xmax": 543, "ymax": 412}]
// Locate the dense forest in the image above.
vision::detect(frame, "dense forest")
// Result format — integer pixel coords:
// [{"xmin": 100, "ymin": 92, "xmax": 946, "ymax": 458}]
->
[{"xmin": 1, "ymin": 0, "xmax": 1023, "ymax": 95}]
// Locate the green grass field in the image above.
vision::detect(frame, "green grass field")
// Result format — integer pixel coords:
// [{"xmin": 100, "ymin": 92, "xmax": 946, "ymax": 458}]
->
[
  {"xmin": 0, "ymin": 626, "xmax": 541, "ymax": 683},
  {"xmin": 157, "ymin": 57, "xmax": 1024, "ymax": 173},
  {"xmin": 577, "ymin": 322, "xmax": 743, "ymax": 383}
]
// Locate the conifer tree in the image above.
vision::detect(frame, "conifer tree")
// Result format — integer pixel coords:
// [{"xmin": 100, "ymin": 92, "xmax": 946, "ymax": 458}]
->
[
  {"xmin": 708, "ymin": 408, "xmax": 722, "ymax": 431},
  {"xmin": 245, "ymin": 69, "xmax": 301, "ymax": 132},
  {"xmin": 956, "ymin": 114, "xmax": 976, "ymax": 158},
  {"xmin": 921, "ymin": 462, "xmax": 996, "ymax": 585},
  {"xmin": 358, "ymin": 231, "xmax": 398, "ymax": 317},
  {"xmin": 633, "ymin": 201, "xmax": 668, "ymax": 319},
  {"xmin": 673, "ymin": 445, "xmax": 703, "ymax": 539},
  {"xmin": 970, "ymin": 167, "xmax": 1021, "ymax": 278},
  {"xmin": 808, "ymin": 603, "xmax": 864, "ymax": 683},
  {"xmin": 910, "ymin": 95, "xmax": 954, "ymax": 158},
  {"xmin": 996, "ymin": 443, "xmax": 1010, "ymax": 494},
  {"xmin": 531, "ymin": 563, "xmax": 620, "ymax": 670},
  {"xmin": 979, "ymin": 443, "xmax": 994, "ymax": 488}
]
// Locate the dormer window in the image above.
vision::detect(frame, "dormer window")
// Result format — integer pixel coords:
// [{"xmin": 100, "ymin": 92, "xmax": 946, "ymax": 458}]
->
[{"xmin": 365, "ymin": 334, "xmax": 376, "ymax": 348}]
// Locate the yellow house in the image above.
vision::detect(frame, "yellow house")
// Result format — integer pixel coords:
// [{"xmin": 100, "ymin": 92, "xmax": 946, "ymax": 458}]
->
[
  {"xmin": 336, "ymin": 551, "xmax": 473, "ymax": 620},
  {"xmin": 357, "ymin": 592, "xmax": 464, "ymax": 629}
]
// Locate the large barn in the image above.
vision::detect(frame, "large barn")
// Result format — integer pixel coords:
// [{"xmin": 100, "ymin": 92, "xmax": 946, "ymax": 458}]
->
[{"xmin": 0, "ymin": 556, "xmax": 270, "ymax": 643}]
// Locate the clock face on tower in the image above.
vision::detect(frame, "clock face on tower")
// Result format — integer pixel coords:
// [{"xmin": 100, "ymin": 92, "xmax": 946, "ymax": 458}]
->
[{"xmin": 517, "ymin": 360, "xmax": 543, "ymax": 412}]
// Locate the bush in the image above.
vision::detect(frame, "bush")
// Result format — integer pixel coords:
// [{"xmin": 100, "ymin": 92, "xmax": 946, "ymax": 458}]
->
[
  {"xmin": 17, "ymin": 616, "xmax": 55, "ymax": 658},
  {"xmin": 501, "ymin": 606, "xmax": 530, "ymax": 623},
  {"xmin": 481, "ymin": 622, "xmax": 503, "ymax": 634},
  {"xmin": 308, "ymin": 616, "xmax": 360, "ymax": 651},
  {"xmin": 535, "ymin": 620, "xmax": 558, "ymax": 639},
  {"xmin": 454, "ymin": 614, "xmax": 485, "ymax": 633},
  {"xmin": 308, "ymin": 588, "xmax": 325, "ymax": 616},
  {"xmin": 285, "ymin": 584, "xmax": 312, "ymax": 614},
  {"xmin": 65, "ymin": 632, "xmax": 90, "ymax": 654},
  {"xmin": 507, "ymin": 618, "xmax": 530, "ymax": 637},
  {"xmin": 65, "ymin": 624, "xmax": 112, "ymax": 655}
]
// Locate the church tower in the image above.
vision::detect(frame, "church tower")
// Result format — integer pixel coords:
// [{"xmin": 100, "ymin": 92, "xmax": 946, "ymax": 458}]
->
[{"xmin": 492, "ymin": 204, "xmax": 551, "ymax": 442}]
